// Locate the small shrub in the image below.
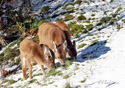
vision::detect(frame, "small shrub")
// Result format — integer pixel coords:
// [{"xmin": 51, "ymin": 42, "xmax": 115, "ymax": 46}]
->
[
  {"xmin": 89, "ymin": 34, "xmax": 94, "ymax": 36},
  {"xmin": 91, "ymin": 14, "xmax": 95, "ymax": 16},
  {"xmin": 0, "ymin": 53, "xmax": 4, "ymax": 62},
  {"xmin": 86, "ymin": 24, "xmax": 93, "ymax": 30},
  {"xmin": 65, "ymin": 60, "xmax": 72, "ymax": 68},
  {"xmin": 7, "ymin": 79, "xmax": 17, "ymax": 85},
  {"xmin": 33, "ymin": 73, "xmax": 43, "ymax": 77},
  {"xmin": 111, "ymin": 14, "xmax": 117, "ymax": 18},
  {"xmin": 1, "ymin": 79, "xmax": 8, "ymax": 84},
  {"xmin": 18, "ymin": 78, "xmax": 23, "ymax": 81},
  {"xmin": 75, "ymin": 0, "xmax": 82, "ymax": 5},
  {"xmin": 84, "ymin": 20, "xmax": 90, "ymax": 23},
  {"xmin": 41, "ymin": 5, "xmax": 50, "ymax": 14},
  {"xmin": 63, "ymin": 2, "xmax": 74, "ymax": 10},
  {"xmin": 79, "ymin": 39, "xmax": 84, "ymax": 43},
  {"xmin": 78, "ymin": 15, "xmax": 86, "ymax": 20},
  {"xmin": 66, "ymin": 7, "xmax": 75, "ymax": 11},
  {"xmin": 68, "ymin": 22, "xmax": 87, "ymax": 37},
  {"xmin": 116, "ymin": 23, "xmax": 121, "ymax": 30},
  {"xmin": 60, "ymin": 12, "xmax": 67, "ymax": 15},
  {"xmin": 96, "ymin": 22, "xmax": 103, "ymax": 26},
  {"xmin": 100, "ymin": 17, "xmax": 112, "ymax": 23},
  {"xmin": 116, "ymin": 7, "xmax": 122, "ymax": 13},
  {"xmin": 48, "ymin": 81, "xmax": 54, "ymax": 84},
  {"xmin": 57, "ymin": 18, "xmax": 63, "ymax": 21},
  {"xmin": 77, "ymin": 43, "xmax": 87, "ymax": 49},
  {"xmin": 122, "ymin": 19, "xmax": 125, "ymax": 23},
  {"xmin": 110, "ymin": 0, "xmax": 114, "ymax": 2},
  {"xmin": 65, "ymin": 81, "xmax": 71, "ymax": 88},
  {"xmin": 4, "ymin": 47, "xmax": 11, "ymax": 54},
  {"xmin": 46, "ymin": 70, "xmax": 60, "ymax": 77},
  {"xmin": 65, "ymin": 2, "xmax": 74, "ymax": 7},
  {"xmin": 74, "ymin": 67, "xmax": 79, "ymax": 70},
  {"xmin": 90, "ymin": 40, "xmax": 99, "ymax": 46},
  {"xmin": 64, "ymin": 14, "xmax": 74, "ymax": 21},
  {"xmin": 81, "ymin": 78, "xmax": 87, "ymax": 83},
  {"xmin": 84, "ymin": 1, "xmax": 90, "ymax": 5},
  {"xmin": 0, "ymin": 46, "xmax": 20, "ymax": 65},
  {"xmin": 9, "ymin": 41, "xmax": 17, "ymax": 48},
  {"xmin": 63, "ymin": 74, "xmax": 70, "ymax": 79},
  {"xmin": 29, "ymin": 79, "xmax": 37, "ymax": 83},
  {"xmin": 109, "ymin": 18, "xmax": 117, "ymax": 25}
]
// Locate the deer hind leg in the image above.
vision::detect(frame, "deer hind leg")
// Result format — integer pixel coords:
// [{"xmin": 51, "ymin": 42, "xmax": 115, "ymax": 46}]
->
[
  {"xmin": 22, "ymin": 57, "xmax": 27, "ymax": 80},
  {"xmin": 27, "ymin": 59, "xmax": 32, "ymax": 80}
]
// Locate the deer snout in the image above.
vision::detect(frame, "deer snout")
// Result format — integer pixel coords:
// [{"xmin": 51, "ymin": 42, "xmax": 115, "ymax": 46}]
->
[
  {"xmin": 49, "ymin": 63, "xmax": 55, "ymax": 70},
  {"xmin": 57, "ymin": 58, "xmax": 65, "ymax": 67},
  {"xmin": 73, "ymin": 56, "xmax": 77, "ymax": 61},
  {"xmin": 60, "ymin": 61, "xmax": 65, "ymax": 67},
  {"xmin": 62, "ymin": 64, "xmax": 65, "ymax": 67}
]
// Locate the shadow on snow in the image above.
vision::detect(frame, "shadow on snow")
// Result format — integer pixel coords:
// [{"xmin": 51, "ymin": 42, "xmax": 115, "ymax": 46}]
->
[{"xmin": 76, "ymin": 40, "xmax": 111, "ymax": 62}]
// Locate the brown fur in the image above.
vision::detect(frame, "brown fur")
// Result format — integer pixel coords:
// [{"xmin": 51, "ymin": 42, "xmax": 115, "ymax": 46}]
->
[
  {"xmin": 38, "ymin": 22, "xmax": 67, "ymax": 66},
  {"xmin": 55, "ymin": 21, "xmax": 77, "ymax": 60},
  {"xmin": 20, "ymin": 39, "xmax": 55, "ymax": 80}
]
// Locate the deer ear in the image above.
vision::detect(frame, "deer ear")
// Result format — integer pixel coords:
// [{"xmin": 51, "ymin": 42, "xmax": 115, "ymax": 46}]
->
[
  {"xmin": 53, "ymin": 41, "xmax": 57, "ymax": 52},
  {"xmin": 48, "ymin": 49, "xmax": 52, "ymax": 58},
  {"xmin": 44, "ymin": 53, "xmax": 48, "ymax": 60},
  {"xmin": 73, "ymin": 40, "xmax": 76, "ymax": 47},
  {"xmin": 42, "ymin": 46, "xmax": 51, "ymax": 60},
  {"xmin": 41, "ymin": 44, "xmax": 48, "ymax": 55},
  {"xmin": 63, "ymin": 40, "xmax": 67, "ymax": 50}
]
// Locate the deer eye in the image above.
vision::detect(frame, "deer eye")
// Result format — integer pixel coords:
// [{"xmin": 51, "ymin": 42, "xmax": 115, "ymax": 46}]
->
[{"xmin": 48, "ymin": 56, "xmax": 51, "ymax": 58}]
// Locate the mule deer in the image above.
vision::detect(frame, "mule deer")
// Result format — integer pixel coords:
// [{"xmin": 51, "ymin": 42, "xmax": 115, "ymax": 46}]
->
[
  {"xmin": 55, "ymin": 21, "xmax": 77, "ymax": 60},
  {"xmin": 38, "ymin": 22, "xmax": 67, "ymax": 66},
  {"xmin": 20, "ymin": 39, "xmax": 55, "ymax": 80}
]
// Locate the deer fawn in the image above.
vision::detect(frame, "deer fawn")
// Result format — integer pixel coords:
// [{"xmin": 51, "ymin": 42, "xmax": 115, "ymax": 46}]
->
[
  {"xmin": 20, "ymin": 39, "xmax": 55, "ymax": 80},
  {"xmin": 38, "ymin": 22, "xmax": 67, "ymax": 66},
  {"xmin": 55, "ymin": 21, "xmax": 77, "ymax": 60}
]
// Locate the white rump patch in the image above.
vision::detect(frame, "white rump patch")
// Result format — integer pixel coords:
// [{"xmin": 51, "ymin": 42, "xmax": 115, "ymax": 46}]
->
[{"xmin": 23, "ymin": 57, "xmax": 27, "ymax": 67}]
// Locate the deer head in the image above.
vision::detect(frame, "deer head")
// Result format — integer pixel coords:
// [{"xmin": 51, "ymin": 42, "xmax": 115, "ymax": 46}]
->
[
  {"xmin": 41, "ymin": 44, "xmax": 55, "ymax": 70},
  {"xmin": 67, "ymin": 41, "xmax": 77, "ymax": 60},
  {"xmin": 53, "ymin": 40, "xmax": 67, "ymax": 66}
]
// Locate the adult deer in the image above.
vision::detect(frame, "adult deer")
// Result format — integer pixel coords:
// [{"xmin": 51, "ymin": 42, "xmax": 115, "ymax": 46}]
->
[
  {"xmin": 20, "ymin": 39, "xmax": 55, "ymax": 80},
  {"xmin": 38, "ymin": 22, "xmax": 67, "ymax": 66},
  {"xmin": 55, "ymin": 21, "xmax": 77, "ymax": 60}
]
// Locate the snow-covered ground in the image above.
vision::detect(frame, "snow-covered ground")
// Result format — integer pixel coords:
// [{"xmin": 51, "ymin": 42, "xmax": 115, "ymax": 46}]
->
[
  {"xmin": 0, "ymin": 0, "xmax": 125, "ymax": 88},
  {"xmin": 84, "ymin": 28, "xmax": 125, "ymax": 88}
]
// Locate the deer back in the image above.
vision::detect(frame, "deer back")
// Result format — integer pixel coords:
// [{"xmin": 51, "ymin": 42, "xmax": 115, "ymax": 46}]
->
[
  {"xmin": 20, "ymin": 39, "xmax": 55, "ymax": 70},
  {"xmin": 55, "ymin": 21, "xmax": 77, "ymax": 60},
  {"xmin": 38, "ymin": 22, "xmax": 67, "ymax": 66},
  {"xmin": 55, "ymin": 21, "xmax": 71, "ymax": 40}
]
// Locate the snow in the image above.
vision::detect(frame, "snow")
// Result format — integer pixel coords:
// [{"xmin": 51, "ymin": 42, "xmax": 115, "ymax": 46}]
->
[
  {"xmin": 84, "ymin": 28, "xmax": 125, "ymax": 88},
  {"xmin": 0, "ymin": 0, "xmax": 125, "ymax": 88}
]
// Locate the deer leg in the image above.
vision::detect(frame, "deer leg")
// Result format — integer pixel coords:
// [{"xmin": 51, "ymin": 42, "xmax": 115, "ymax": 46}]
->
[
  {"xmin": 27, "ymin": 59, "xmax": 32, "ymax": 80},
  {"xmin": 39, "ymin": 64, "xmax": 45, "ymax": 75},
  {"xmin": 66, "ymin": 49, "xmax": 70, "ymax": 58},
  {"xmin": 21, "ymin": 57, "xmax": 27, "ymax": 80}
]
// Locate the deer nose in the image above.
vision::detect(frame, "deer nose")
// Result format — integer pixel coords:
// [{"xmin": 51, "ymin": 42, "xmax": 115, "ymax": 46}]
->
[
  {"xmin": 54, "ymin": 65, "xmax": 56, "ymax": 68},
  {"xmin": 73, "ymin": 56, "xmax": 77, "ymax": 61},
  {"xmin": 62, "ymin": 64, "xmax": 65, "ymax": 67}
]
